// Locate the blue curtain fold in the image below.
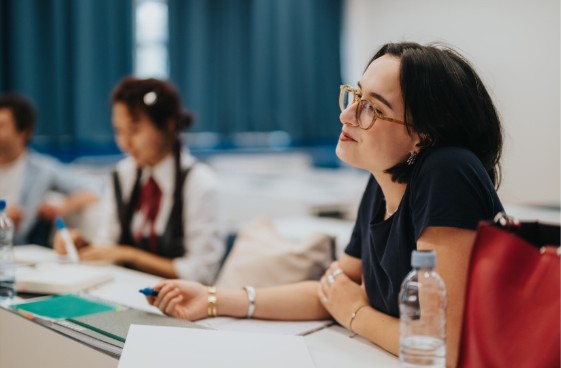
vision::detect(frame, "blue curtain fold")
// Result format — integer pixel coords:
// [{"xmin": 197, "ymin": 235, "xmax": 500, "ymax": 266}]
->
[
  {"xmin": 0, "ymin": 0, "xmax": 133, "ymax": 156},
  {"xmin": 168, "ymin": 0, "xmax": 343, "ymax": 145}
]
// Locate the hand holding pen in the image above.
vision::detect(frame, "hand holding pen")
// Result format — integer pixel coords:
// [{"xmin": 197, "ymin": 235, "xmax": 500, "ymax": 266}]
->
[
  {"xmin": 53, "ymin": 217, "xmax": 80, "ymax": 263},
  {"xmin": 139, "ymin": 288, "xmax": 159, "ymax": 297}
]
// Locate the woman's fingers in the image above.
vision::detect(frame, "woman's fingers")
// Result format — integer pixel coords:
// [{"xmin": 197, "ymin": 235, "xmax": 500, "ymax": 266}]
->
[
  {"xmin": 164, "ymin": 294, "xmax": 184, "ymax": 317},
  {"xmin": 153, "ymin": 284, "xmax": 177, "ymax": 310}
]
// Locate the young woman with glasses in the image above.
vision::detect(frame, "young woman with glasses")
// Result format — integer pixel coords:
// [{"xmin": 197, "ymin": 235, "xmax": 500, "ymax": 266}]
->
[
  {"xmin": 145, "ymin": 42, "xmax": 504, "ymax": 367},
  {"xmin": 54, "ymin": 77, "xmax": 225, "ymax": 284}
]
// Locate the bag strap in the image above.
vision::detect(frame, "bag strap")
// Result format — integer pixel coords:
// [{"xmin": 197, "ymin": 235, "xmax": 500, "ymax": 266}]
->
[{"xmin": 493, "ymin": 212, "xmax": 561, "ymax": 251}]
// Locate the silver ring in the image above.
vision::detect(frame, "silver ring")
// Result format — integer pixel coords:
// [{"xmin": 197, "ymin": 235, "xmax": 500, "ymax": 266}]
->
[
  {"xmin": 331, "ymin": 268, "xmax": 343, "ymax": 279},
  {"xmin": 327, "ymin": 274, "xmax": 335, "ymax": 285}
]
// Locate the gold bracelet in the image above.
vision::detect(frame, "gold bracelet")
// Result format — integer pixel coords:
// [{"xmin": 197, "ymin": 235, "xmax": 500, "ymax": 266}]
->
[
  {"xmin": 348, "ymin": 304, "xmax": 368, "ymax": 333},
  {"xmin": 207, "ymin": 286, "xmax": 217, "ymax": 318}
]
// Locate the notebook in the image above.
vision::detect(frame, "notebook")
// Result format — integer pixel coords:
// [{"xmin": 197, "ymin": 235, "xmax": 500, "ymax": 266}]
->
[
  {"xmin": 16, "ymin": 264, "xmax": 113, "ymax": 294},
  {"xmin": 68, "ymin": 309, "xmax": 205, "ymax": 342},
  {"xmin": 12, "ymin": 293, "xmax": 117, "ymax": 319}
]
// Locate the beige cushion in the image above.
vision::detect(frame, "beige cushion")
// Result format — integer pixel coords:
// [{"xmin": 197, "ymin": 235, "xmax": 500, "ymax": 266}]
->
[{"xmin": 215, "ymin": 216, "xmax": 335, "ymax": 288}]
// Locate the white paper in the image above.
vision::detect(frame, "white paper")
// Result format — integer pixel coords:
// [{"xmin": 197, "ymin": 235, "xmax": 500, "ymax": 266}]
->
[
  {"xmin": 305, "ymin": 325, "xmax": 400, "ymax": 368},
  {"xmin": 85, "ymin": 265, "xmax": 163, "ymax": 314},
  {"xmin": 197, "ymin": 316, "xmax": 332, "ymax": 336},
  {"xmin": 118, "ymin": 325, "xmax": 316, "ymax": 368}
]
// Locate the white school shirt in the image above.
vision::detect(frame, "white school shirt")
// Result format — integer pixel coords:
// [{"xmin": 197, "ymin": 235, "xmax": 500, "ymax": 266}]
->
[{"xmin": 95, "ymin": 150, "xmax": 226, "ymax": 284}]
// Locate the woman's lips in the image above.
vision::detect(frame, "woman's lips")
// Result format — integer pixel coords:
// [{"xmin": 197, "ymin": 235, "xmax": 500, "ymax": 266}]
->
[{"xmin": 339, "ymin": 131, "xmax": 357, "ymax": 142}]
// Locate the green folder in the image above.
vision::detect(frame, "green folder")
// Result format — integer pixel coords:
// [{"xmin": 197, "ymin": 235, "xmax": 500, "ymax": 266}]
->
[{"xmin": 12, "ymin": 294, "xmax": 116, "ymax": 319}]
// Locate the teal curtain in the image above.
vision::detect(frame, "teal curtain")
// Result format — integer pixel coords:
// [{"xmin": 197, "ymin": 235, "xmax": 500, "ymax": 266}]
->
[
  {"xmin": 0, "ymin": 0, "xmax": 133, "ymax": 156},
  {"xmin": 168, "ymin": 0, "xmax": 342, "ymax": 145}
]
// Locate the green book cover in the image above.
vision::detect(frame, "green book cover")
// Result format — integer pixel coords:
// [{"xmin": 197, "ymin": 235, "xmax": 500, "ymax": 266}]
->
[{"xmin": 12, "ymin": 294, "xmax": 116, "ymax": 319}]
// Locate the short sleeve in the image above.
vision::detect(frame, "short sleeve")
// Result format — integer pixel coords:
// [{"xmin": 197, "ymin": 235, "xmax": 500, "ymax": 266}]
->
[
  {"xmin": 410, "ymin": 148, "xmax": 502, "ymax": 240},
  {"xmin": 344, "ymin": 176, "xmax": 378, "ymax": 259}
]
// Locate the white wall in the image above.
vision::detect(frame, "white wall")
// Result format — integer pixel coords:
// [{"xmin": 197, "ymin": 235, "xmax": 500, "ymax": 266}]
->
[{"xmin": 342, "ymin": 0, "xmax": 560, "ymax": 206}]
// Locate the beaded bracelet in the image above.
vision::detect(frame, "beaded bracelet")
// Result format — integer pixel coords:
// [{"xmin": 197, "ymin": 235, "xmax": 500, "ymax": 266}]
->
[
  {"xmin": 348, "ymin": 304, "xmax": 368, "ymax": 333},
  {"xmin": 207, "ymin": 286, "xmax": 217, "ymax": 317}
]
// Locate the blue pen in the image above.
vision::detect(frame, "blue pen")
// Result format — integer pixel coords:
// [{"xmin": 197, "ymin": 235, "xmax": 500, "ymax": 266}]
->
[
  {"xmin": 139, "ymin": 288, "xmax": 159, "ymax": 297},
  {"xmin": 55, "ymin": 216, "xmax": 80, "ymax": 263}
]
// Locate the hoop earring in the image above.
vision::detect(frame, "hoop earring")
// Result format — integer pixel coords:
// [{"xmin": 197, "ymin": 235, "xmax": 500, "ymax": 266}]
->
[{"xmin": 407, "ymin": 151, "xmax": 418, "ymax": 166}]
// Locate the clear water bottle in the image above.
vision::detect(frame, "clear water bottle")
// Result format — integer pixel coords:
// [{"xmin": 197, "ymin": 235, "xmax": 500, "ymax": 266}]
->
[
  {"xmin": 0, "ymin": 199, "xmax": 16, "ymax": 305},
  {"xmin": 399, "ymin": 250, "xmax": 447, "ymax": 368}
]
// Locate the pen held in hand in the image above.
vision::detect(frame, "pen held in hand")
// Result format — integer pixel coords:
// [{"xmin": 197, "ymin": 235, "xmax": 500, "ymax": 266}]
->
[
  {"xmin": 139, "ymin": 288, "xmax": 159, "ymax": 297},
  {"xmin": 55, "ymin": 216, "xmax": 80, "ymax": 263}
]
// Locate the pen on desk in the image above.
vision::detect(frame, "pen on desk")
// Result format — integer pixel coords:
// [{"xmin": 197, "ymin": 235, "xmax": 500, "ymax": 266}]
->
[
  {"xmin": 139, "ymin": 288, "xmax": 159, "ymax": 297},
  {"xmin": 55, "ymin": 216, "xmax": 80, "ymax": 263}
]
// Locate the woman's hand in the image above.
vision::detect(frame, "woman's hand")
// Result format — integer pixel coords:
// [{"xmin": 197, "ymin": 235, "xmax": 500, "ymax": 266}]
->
[
  {"xmin": 318, "ymin": 261, "xmax": 369, "ymax": 329},
  {"xmin": 53, "ymin": 229, "xmax": 88, "ymax": 255},
  {"xmin": 6, "ymin": 204, "xmax": 23, "ymax": 229},
  {"xmin": 36, "ymin": 202, "xmax": 64, "ymax": 221},
  {"xmin": 147, "ymin": 280, "xmax": 208, "ymax": 320},
  {"xmin": 77, "ymin": 244, "xmax": 136, "ymax": 264}
]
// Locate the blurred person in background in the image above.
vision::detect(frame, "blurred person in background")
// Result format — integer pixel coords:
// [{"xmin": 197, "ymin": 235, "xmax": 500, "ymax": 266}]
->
[
  {"xmin": 0, "ymin": 94, "xmax": 100, "ymax": 246},
  {"xmin": 55, "ymin": 77, "xmax": 225, "ymax": 284}
]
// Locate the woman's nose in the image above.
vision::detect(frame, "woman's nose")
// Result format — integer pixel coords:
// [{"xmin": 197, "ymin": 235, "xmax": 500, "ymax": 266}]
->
[{"xmin": 339, "ymin": 103, "xmax": 358, "ymax": 126}]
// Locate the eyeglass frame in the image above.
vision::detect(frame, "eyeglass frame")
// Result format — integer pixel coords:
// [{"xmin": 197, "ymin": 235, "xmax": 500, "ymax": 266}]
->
[{"xmin": 339, "ymin": 84, "xmax": 406, "ymax": 129}]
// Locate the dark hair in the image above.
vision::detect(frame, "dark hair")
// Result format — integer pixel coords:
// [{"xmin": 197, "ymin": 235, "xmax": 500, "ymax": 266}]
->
[
  {"xmin": 368, "ymin": 42, "xmax": 503, "ymax": 187},
  {"xmin": 111, "ymin": 77, "xmax": 194, "ymax": 132},
  {"xmin": 112, "ymin": 77, "xmax": 195, "ymax": 187},
  {"xmin": 0, "ymin": 94, "xmax": 36, "ymax": 141}
]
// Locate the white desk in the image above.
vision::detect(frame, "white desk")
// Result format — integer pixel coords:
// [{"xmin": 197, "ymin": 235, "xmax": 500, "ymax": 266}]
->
[{"xmin": 4, "ymin": 246, "xmax": 399, "ymax": 368}]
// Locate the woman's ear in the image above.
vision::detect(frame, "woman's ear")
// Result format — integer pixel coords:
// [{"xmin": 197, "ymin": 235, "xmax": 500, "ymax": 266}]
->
[
  {"xmin": 411, "ymin": 132, "xmax": 422, "ymax": 152},
  {"xmin": 166, "ymin": 119, "xmax": 177, "ymax": 135}
]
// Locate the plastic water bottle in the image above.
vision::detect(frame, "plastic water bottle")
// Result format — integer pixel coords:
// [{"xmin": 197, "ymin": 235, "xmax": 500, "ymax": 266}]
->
[
  {"xmin": 0, "ymin": 199, "xmax": 16, "ymax": 305},
  {"xmin": 399, "ymin": 250, "xmax": 447, "ymax": 367}
]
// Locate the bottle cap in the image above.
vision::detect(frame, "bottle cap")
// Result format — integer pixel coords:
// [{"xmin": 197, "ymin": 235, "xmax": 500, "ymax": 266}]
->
[
  {"xmin": 0, "ymin": 199, "xmax": 5, "ymax": 211},
  {"xmin": 411, "ymin": 250, "xmax": 436, "ymax": 268}
]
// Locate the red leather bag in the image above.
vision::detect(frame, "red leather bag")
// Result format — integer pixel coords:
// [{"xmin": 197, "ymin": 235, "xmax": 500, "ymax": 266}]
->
[{"xmin": 459, "ymin": 213, "xmax": 560, "ymax": 368}]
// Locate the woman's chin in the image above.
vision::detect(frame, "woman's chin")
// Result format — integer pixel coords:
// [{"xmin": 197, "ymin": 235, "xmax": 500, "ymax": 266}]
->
[{"xmin": 335, "ymin": 145, "xmax": 353, "ymax": 166}]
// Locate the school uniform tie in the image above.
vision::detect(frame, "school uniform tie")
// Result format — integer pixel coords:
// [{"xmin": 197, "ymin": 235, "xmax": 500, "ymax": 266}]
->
[{"xmin": 135, "ymin": 176, "xmax": 162, "ymax": 253}]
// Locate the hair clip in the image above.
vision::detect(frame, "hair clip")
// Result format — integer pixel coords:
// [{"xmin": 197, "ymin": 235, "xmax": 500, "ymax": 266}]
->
[{"xmin": 143, "ymin": 91, "xmax": 158, "ymax": 106}]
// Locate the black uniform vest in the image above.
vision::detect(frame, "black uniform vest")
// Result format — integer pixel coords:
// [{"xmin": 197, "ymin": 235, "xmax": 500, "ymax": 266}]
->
[{"xmin": 111, "ymin": 166, "xmax": 193, "ymax": 259}]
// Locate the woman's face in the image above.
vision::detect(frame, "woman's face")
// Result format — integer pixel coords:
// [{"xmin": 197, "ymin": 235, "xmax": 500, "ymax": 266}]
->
[
  {"xmin": 112, "ymin": 102, "xmax": 173, "ymax": 167},
  {"xmin": 336, "ymin": 54, "xmax": 419, "ymax": 175}
]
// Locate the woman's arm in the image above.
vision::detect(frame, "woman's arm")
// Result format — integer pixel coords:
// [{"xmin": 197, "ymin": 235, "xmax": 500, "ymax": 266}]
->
[
  {"xmin": 318, "ymin": 254, "xmax": 400, "ymax": 355},
  {"xmin": 416, "ymin": 226, "xmax": 475, "ymax": 368},
  {"xmin": 36, "ymin": 190, "xmax": 99, "ymax": 220},
  {"xmin": 149, "ymin": 252, "xmax": 366, "ymax": 321},
  {"xmin": 321, "ymin": 228, "xmax": 474, "ymax": 367},
  {"xmin": 150, "ymin": 280, "xmax": 332, "ymax": 321},
  {"xmin": 78, "ymin": 245, "xmax": 179, "ymax": 278}
]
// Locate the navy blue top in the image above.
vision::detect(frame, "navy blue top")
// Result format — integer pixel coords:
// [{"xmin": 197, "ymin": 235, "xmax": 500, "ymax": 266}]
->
[{"xmin": 344, "ymin": 146, "xmax": 504, "ymax": 317}]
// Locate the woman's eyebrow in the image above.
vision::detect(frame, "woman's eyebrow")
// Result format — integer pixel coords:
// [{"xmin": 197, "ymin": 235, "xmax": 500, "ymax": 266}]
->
[{"xmin": 357, "ymin": 81, "xmax": 393, "ymax": 110}]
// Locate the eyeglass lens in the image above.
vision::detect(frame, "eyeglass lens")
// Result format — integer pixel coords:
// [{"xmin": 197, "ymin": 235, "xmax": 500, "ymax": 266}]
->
[{"xmin": 341, "ymin": 89, "xmax": 355, "ymax": 110}]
